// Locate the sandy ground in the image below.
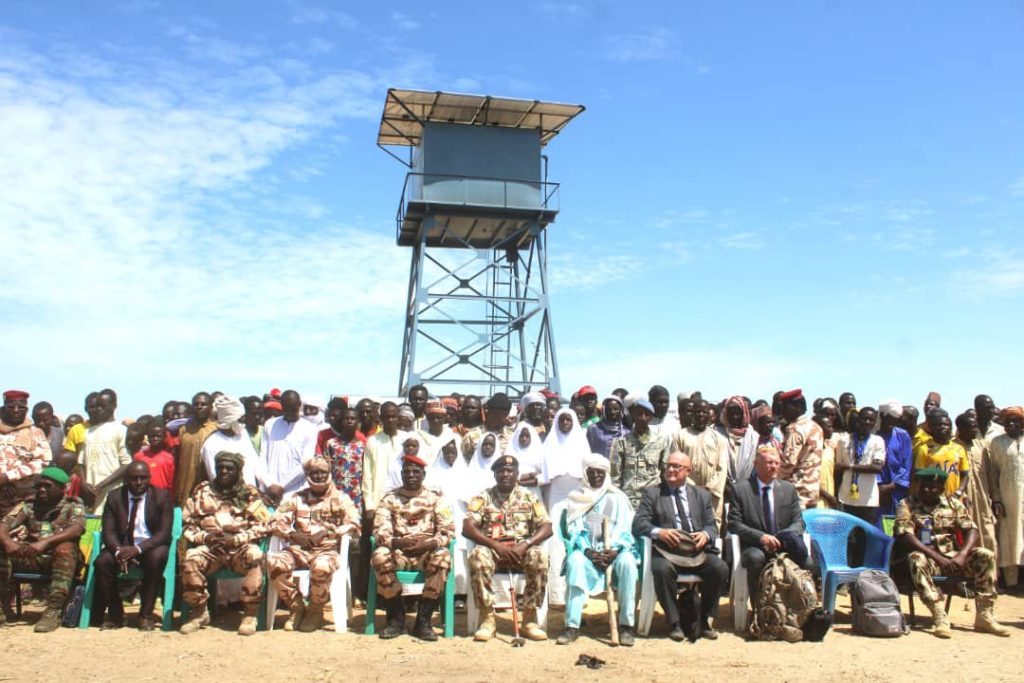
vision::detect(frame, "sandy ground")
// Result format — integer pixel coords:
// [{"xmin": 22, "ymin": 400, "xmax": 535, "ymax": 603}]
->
[{"xmin": 4, "ymin": 591, "xmax": 1024, "ymax": 683}]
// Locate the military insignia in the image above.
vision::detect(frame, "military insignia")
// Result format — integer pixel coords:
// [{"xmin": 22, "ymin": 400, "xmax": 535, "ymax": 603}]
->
[{"xmin": 467, "ymin": 497, "xmax": 484, "ymax": 513}]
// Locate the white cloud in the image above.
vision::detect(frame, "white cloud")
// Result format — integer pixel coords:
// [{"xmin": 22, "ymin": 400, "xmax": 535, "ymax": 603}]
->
[
  {"xmin": 289, "ymin": 5, "xmax": 360, "ymax": 29},
  {"xmin": 719, "ymin": 231, "xmax": 765, "ymax": 250},
  {"xmin": 391, "ymin": 12, "xmax": 420, "ymax": 31},
  {"xmin": 536, "ymin": 2, "xmax": 589, "ymax": 18},
  {"xmin": 550, "ymin": 252, "xmax": 644, "ymax": 289},
  {"xmin": 605, "ymin": 28, "xmax": 673, "ymax": 63}
]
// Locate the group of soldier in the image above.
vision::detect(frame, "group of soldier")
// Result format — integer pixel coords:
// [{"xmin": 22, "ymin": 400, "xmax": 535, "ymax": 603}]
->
[{"xmin": 0, "ymin": 384, "xmax": 1021, "ymax": 645}]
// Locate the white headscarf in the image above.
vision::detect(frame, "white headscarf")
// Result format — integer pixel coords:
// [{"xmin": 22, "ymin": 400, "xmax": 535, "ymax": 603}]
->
[
  {"xmin": 214, "ymin": 395, "xmax": 245, "ymax": 436},
  {"xmin": 541, "ymin": 408, "xmax": 589, "ymax": 483},
  {"xmin": 879, "ymin": 399, "xmax": 903, "ymax": 419},
  {"xmin": 565, "ymin": 453, "xmax": 613, "ymax": 523},
  {"xmin": 509, "ymin": 422, "xmax": 543, "ymax": 476},
  {"xmin": 425, "ymin": 436, "xmax": 466, "ymax": 498},
  {"xmin": 466, "ymin": 432, "xmax": 501, "ymax": 501},
  {"xmin": 302, "ymin": 394, "xmax": 326, "ymax": 430}
]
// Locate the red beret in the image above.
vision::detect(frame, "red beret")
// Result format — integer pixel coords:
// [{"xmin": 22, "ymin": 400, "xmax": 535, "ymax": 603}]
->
[
  {"xmin": 576, "ymin": 385, "xmax": 597, "ymax": 397},
  {"xmin": 779, "ymin": 388, "xmax": 803, "ymax": 402},
  {"xmin": 402, "ymin": 454, "xmax": 427, "ymax": 467},
  {"xmin": 3, "ymin": 390, "xmax": 29, "ymax": 402}
]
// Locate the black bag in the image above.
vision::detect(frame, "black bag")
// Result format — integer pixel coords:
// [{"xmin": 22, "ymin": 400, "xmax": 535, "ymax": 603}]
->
[
  {"xmin": 676, "ymin": 587, "xmax": 703, "ymax": 642},
  {"xmin": 802, "ymin": 608, "xmax": 833, "ymax": 641},
  {"xmin": 61, "ymin": 584, "xmax": 86, "ymax": 628}
]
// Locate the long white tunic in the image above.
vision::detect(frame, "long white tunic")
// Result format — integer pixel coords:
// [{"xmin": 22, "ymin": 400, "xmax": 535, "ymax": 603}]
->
[{"xmin": 989, "ymin": 434, "xmax": 1024, "ymax": 568}]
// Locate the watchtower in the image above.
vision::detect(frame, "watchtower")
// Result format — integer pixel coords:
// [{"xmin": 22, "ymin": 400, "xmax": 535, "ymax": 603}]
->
[{"xmin": 377, "ymin": 89, "xmax": 584, "ymax": 399}]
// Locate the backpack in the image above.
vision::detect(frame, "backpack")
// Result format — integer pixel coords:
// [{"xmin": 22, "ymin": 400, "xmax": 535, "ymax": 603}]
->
[
  {"xmin": 749, "ymin": 553, "xmax": 818, "ymax": 642},
  {"xmin": 61, "ymin": 584, "xmax": 86, "ymax": 628},
  {"xmin": 850, "ymin": 569, "xmax": 907, "ymax": 637}
]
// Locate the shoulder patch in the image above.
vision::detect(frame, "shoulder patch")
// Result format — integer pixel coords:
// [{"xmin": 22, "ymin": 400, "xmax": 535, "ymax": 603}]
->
[{"xmin": 466, "ymin": 497, "xmax": 484, "ymax": 513}]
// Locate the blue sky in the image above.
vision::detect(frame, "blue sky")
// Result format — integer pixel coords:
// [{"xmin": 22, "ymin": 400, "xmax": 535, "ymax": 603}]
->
[{"xmin": 1, "ymin": 1, "xmax": 1022, "ymax": 418}]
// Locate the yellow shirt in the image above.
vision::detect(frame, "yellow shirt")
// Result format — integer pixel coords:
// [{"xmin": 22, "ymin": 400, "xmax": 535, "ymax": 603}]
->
[
  {"xmin": 913, "ymin": 437, "xmax": 970, "ymax": 497},
  {"xmin": 62, "ymin": 422, "xmax": 87, "ymax": 454}
]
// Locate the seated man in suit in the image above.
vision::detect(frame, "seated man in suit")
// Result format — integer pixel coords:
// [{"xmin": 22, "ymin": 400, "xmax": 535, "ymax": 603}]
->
[
  {"xmin": 727, "ymin": 444, "xmax": 807, "ymax": 607},
  {"xmin": 94, "ymin": 460, "xmax": 173, "ymax": 631},
  {"xmin": 632, "ymin": 451, "xmax": 729, "ymax": 641}
]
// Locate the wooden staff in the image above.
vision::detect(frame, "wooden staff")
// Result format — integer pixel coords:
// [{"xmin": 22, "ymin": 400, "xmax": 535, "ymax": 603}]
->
[{"xmin": 603, "ymin": 517, "xmax": 619, "ymax": 646}]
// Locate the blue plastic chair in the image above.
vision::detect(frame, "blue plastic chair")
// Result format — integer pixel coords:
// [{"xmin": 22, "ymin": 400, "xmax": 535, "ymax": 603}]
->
[
  {"xmin": 803, "ymin": 509, "xmax": 894, "ymax": 613},
  {"xmin": 78, "ymin": 507, "xmax": 182, "ymax": 631},
  {"xmin": 365, "ymin": 536, "xmax": 456, "ymax": 638}
]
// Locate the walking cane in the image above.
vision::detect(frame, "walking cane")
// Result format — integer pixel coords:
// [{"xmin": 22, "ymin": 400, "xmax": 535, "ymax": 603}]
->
[
  {"xmin": 508, "ymin": 570, "xmax": 525, "ymax": 647},
  {"xmin": 603, "ymin": 518, "xmax": 619, "ymax": 646}
]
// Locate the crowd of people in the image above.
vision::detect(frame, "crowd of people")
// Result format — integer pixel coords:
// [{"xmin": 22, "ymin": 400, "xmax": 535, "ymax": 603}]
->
[{"xmin": 0, "ymin": 383, "xmax": 1021, "ymax": 645}]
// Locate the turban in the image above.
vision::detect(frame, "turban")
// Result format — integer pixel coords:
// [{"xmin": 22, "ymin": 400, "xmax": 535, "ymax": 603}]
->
[
  {"xmin": 397, "ymin": 405, "xmax": 415, "ymax": 420},
  {"xmin": 214, "ymin": 451, "xmax": 245, "ymax": 471},
  {"xmin": 519, "ymin": 392, "xmax": 546, "ymax": 411},
  {"xmin": 721, "ymin": 395, "xmax": 750, "ymax": 436},
  {"xmin": 304, "ymin": 457, "xmax": 331, "ymax": 475},
  {"xmin": 750, "ymin": 404, "xmax": 772, "ymax": 423},
  {"xmin": 819, "ymin": 399, "xmax": 838, "ymax": 412},
  {"xmin": 214, "ymin": 395, "xmax": 245, "ymax": 434},
  {"xmin": 878, "ymin": 400, "xmax": 902, "ymax": 419},
  {"xmin": 39, "ymin": 466, "xmax": 69, "ymax": 485},
  {"xmin": 581, "ymin": 452, "xmax": 610, "ymax": 473},
  {"xmin": 1000, "ymin": 406, "xmax": 1024, "ymax": 423}
]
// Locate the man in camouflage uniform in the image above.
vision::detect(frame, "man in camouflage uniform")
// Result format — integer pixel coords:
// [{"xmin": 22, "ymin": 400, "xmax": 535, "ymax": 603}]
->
[
  {"xmin": 268, "ymin": 456, "xmax": 360, "ymax": 632},
  {"xmin": 180, "ymin": 451, "xmax": 271, "ymax": 636},
  {"xmin": 894, "ymin": 466, "xmax": 1009, "ymax": 638},
  {"xmin": 464, "ymin": 454, "xmax": 553, "ymax": 642},
  {"xmin": 779, "ymin": 389, "xmax": 824, "ymax": 508},
  {"xmin": 609, "ymin": 399, "xmax": 671, "ymax": 508},
  {"xmin": 0, "ymin": 389, "xmax": 50, "ymax": 518},
  {"xmin": 371, "ymin": 453, "xmax": 454, "ymax": 641},
  {"xmin": 0, "ymin": 466, "xmax": 85, "ymax": 632}
]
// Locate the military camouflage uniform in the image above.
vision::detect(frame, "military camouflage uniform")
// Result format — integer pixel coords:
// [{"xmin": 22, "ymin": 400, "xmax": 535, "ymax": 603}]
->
[
  {"xmin": 0, "ymin": 497, "xmax": 86, "ymax": 609},
  {"xmin": 609, "ymin": 431, "xmax": 671, "ymax": 508},
  {"xmin": 894, "ymin": 494, "xmax": 997, "ymax": 602},
  {"xmin": 268, "ymin": 487, "xmax": 360, "ymax": 606},
  {"xmin": 466, "ymin": 485, "xmax": 549, "ymax": 609},
  {"xmin": 781, "ymin": 415, "xmax": 824, "ymax": 508},
  {"xmin": 371, "ymin": 486, "xmax": 454, "ymax": 600},
  {"xmin": 181, "ymin": 482, "xmax": 271, "ymax": 610},
  {"xmin": 0, "ymin": 423, "xmax": 50, "ymax": 517}
]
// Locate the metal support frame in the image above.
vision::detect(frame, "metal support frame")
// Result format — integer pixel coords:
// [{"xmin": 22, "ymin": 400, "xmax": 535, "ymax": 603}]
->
[{"xmin": 397, "ymin": 218, "xmax": 561, "ymax": 399}]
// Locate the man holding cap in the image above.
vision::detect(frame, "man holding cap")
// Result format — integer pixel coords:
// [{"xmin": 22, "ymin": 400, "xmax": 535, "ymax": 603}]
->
[
  {"xmin": 894, "ymin": 467, "xmax": 1009, "ymax": 638},
  {"xmin": 0, "ymin": 466, "xmax": 86, "ymax": 631},
  {"xmin": 0, "ymin": 389, "xmax": 51, "ymax": 518},
  {"xmin": 371, "ymin": 453, "xmax": 455, "ymax": 641},
  {"xmin": 464, "ymin": 454, "xmax": 552, "ymax": 642},
  {"xmin": 609, "ymin": 399, "xmax": 672, "ymax": 508}
]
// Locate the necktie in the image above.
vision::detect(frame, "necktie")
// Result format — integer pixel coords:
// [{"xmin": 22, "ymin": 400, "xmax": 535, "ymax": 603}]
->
[
  {"xmin": 126, "ymin": 496, "xmax": 142, "ymax": 545},
  {"xmin": 761, "ymin": 486, "xmax": 775, "ymax": 535},
  {"xmin": 673, "ymin": 489, "xmax": 693, "ymax": 533}
]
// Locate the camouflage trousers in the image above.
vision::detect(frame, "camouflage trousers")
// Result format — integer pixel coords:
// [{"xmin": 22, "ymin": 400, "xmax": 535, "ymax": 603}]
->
[
  {"xmin": 468, "ymin": 545, "xmax": 548, "ymax": 610},
  {"xmin": 181, "ymin": 544, "xmax": 265, "ymax": 608},
  {"xmin": 267, "ymin": 547, "xmax": 340, "ymax": 606},
  {"xmin": 908, "ymin": 547, "xmax": 997, "ymax": 603},
  {"xmin": 0, "ymin": 541, "xmax": 80, "ymax": 607},
  {"xmin": 370, "ymin": 546, "xmax": 451, "ymax": 600}
]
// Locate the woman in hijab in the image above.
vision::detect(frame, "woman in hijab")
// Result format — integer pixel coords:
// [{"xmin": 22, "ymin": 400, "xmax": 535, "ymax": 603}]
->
[
  {"xmin": 509, "ymin": 422, "xmax": 544, "ymax": 500},
  {"xmin": 541, "ymin": 408, "xmax": 588, "ymax": 606},
  {"xmin": 465, "ymin": 432, "xmax": 500, "ymax": 502},
  {"xmin": 425, "ymin": 437, "xmax": 469, "ymax": 595},
  {"xmin": 585, "ymin": 396, "xmax": 630, "ymax": 458}
]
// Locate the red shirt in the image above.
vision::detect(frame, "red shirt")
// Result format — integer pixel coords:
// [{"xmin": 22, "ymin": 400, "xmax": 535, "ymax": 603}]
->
[{"xmin": 134, "ymin": 447, "xmax": 176, "ymax": 491}]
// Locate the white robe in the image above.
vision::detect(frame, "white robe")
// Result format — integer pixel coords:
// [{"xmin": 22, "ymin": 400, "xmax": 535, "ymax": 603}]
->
[
  {"xmin": 201, "ymin": 429, "xmax": 267, "ymax": 489},
  {"xmin": 989, "ymin": 434, "xmax": 1024, "ymax": 571}
]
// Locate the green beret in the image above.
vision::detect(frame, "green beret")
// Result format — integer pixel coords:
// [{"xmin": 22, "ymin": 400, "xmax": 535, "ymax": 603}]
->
[
  {"xmin": 491, "ymin": 454, "xmax": 518, "ymax": 471},
  {"xmin": 39, "ymin": 466, "xmax": 70, "ymax": 485},
  {"xmin": 916, "ymin": 467, "xmax": 948, "ymax": 481}
]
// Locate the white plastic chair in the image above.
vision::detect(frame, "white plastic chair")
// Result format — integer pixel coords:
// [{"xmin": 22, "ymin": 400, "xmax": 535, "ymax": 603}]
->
[
  {"xmin": 464, "ymin": 539, "xmax": 549, "ymax": 632},
  {"xmin": 728, "ymin": 532, "xmax": 812, "ymax": 633},
  {"xmin": 266, "ymin": 534, "xmax": 353, "ymax": 633},
  {"xmin": 637, "ymin": 535, "xmax": 722, "ymax": 636}
]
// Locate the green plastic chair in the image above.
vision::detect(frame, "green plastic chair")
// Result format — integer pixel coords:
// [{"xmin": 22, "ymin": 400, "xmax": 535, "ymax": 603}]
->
[
  {"xmin": 77, "ymin": 507, "xmax": 182, "ymax": 631},
  {"xmin": 180, "ymin": 533, "xmax": 271, "ymax": 631},
  {"xmin": 12, "ymin": 514, "xmax": 101, "ymax": 617},
  {"xmin": 364, "ymin": 536, "xmax": 456, "ymax": 638}
]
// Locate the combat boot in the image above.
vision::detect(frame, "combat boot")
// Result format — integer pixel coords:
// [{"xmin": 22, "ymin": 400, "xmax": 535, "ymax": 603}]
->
[
  {"xmin": 974, "ymin": 596, "xmax": 1010, "ymax": 637},
  {"xmin": 299, "ymin": 602, "xmax": 325, "ymax": 633},
  {"xmin": 378, "ymin": 596, "xmax": 405, "ymax": 639},
  {"xmin": 179, "ymin": 605, "xmax": 210, "ymax": 635},
  {"xmin": 521, "ymin": 607, "xmax": 547, "ymax": 641},
  {"xmin": 237, "ymin": 605, "xmax": 259, "ymax": 636},
  {"xmin": 0, "ymin": 588, "xmax": 12, "ymax": 627},
  {"xmin": 411, "ymin": 598, "xmax": 438, "ymax": 641},
  {"xmin": 925, "ymin": 599, "xmax": 952, "ymax": 639},
  {"xmin": 473, "ymin": 606, "xmax": 496, "ymax": 642},
  {"xmin": 283, "ymin": 595, "xmax": 306, "ymax": 632},
  {"xmin": 34, "ymin": 604, "xmax": 63, "ymax": 634}
]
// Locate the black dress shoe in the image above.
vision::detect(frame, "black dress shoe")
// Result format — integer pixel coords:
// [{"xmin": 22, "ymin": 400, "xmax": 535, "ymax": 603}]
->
[
  {"xmin": 100, "ymin": 619, "xmax": 123, "ymax": 631},
  {"xmin": 138, "ymin": 617, "xmax": 156, "ymax": 632},
  {"xmin": 556, "ymin": 627, "xmax": 579, "ymax": 645},
  {"xmin": 702, "ymin": 620, "xmax": 719, "ymax": 640},
  {"xmin": 619, "ymin": 626, "xmax": 635, "ymax": 647},
  {"xmin": 668, "ymin": 623, "xmax": 686, "ymax": 642}
]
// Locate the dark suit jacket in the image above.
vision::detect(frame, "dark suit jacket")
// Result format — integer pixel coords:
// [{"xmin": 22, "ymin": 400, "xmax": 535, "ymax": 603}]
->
[
  {"xmin": 101, "ymin": 485, "xmax": 173, "ymax": 554},
  {"xmin": 632, "ymin": 482, "xmax": 719, "ymax": 553},
  {"xmin": 727, "ymin": 474, "xmax": 804, "ymax": 550}
]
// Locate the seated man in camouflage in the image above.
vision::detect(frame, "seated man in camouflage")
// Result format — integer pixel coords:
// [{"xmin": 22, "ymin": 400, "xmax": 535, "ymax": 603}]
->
[
  {"xmin": 464, "ymin": 454, "xmax": 552, "ymax": 642},
  {"xmin": 0, "ymin": 467, "xmax": 85, "ymax": 632},
  {"xmin": 371, "ymin": 453, "xmax": 454, "ymax": 641},
  {"xmin": 894, "ymin": 466, "xmax": 1009, "ymax": 639},
  {"xmin": 180, "ymin": 451, "xmax": 271, "ymax": 636},
  {"xmin": 268, "ymin": 456, "xmax": 360, "ymax": 632}
]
